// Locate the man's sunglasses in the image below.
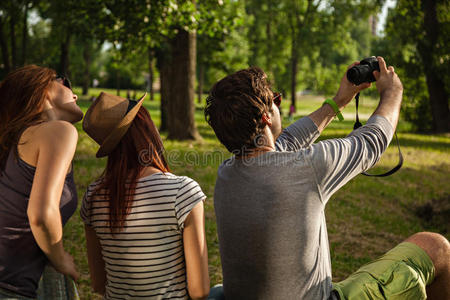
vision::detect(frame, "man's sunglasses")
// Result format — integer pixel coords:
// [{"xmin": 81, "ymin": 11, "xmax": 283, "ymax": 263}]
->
[
  {"xmin": 55, "ymin": 74, "xmax": 72, "ymax": 90},
  {"xmin": 273, "ymin": 92, "xmax": 282, "ymax": 108}
]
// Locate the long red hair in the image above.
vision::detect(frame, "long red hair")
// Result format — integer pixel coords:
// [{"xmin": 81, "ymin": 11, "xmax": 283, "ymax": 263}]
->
[
  {"xmin": 97, "ymin": 106, "xmax": 170, "ymax": 232},
  {"xmin": 0, "ymin": 65, "xmax": 56, "ymax": 174}
]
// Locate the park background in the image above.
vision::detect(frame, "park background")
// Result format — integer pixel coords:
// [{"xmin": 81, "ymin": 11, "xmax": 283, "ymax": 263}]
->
[{"xmin": 0, "ymin": 0, "xmax": 449, "ymax": 298}]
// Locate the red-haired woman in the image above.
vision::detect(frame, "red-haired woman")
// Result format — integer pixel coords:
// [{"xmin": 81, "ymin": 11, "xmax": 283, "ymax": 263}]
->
[
  {"xmin": 81, "ymin": 92, "xmax": 210, "ymax": 299},
  {"xmin": 0, "ymin": 65, "xmax": 82, "ymax": 298}
]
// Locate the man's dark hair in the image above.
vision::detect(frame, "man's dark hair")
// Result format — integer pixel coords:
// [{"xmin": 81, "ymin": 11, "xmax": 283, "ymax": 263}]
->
[{"xmin": 204, "ymin": 67, "xmax": 273, "ymax": 154}]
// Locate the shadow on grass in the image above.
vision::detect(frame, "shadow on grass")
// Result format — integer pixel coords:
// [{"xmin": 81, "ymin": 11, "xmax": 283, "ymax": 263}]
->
[
  {"xmin": 356, "ymin": 164, "xmax": 449, "ymax": 236},
  {"xmin": 316, "ymin": 130, "xmax": 449, "ymax": 153},
  {"xmin": 395, "ymin": 136, "xmax": 450, "ymax": 151},
  {"xmin": 415, "ymin": 194, "xmax": 450, "ymax": 235}
]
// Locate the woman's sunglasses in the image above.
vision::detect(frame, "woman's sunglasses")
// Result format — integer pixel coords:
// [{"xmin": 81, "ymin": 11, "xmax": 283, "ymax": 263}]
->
[
  {"xmin": 273, "ymin": 92, "xmax": 282, "ymax": 108},
  {"xmin": 55, "ymin": 74, "xmax": 72, "ymax": 90}
]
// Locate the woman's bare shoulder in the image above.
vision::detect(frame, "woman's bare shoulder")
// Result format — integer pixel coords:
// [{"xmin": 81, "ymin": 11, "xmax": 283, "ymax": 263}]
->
[
  {"xmin": 32, "ymin": 120, "xmax": 78, "ymax": 145},
  {"xmin": 19, "ymin": 121, "xmax": 78, "ymax": 164},
  {"xmin": 17, "ymin": 121, "xmax": 78, "ymax": 169}
]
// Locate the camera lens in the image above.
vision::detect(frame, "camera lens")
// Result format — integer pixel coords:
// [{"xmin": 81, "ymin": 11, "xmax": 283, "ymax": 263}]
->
[
  {"xmin": 347, "ymin": 68, "xmax": 362, "ymax": 85},
  {"xmin": 347, "ymin": 65, "xmax": 372, "ymax": 85}
]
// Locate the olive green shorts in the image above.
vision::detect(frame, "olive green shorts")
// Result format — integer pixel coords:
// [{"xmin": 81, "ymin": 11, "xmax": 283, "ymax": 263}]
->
[{"xmin": 332, "ymin": 242, "xmax": 435, "ymax": 300}]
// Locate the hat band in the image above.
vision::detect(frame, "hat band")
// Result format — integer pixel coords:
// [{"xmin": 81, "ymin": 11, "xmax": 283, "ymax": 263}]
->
[{"xmin": 126, "ymin": 99, "xmax": 138, "ymax": 113}]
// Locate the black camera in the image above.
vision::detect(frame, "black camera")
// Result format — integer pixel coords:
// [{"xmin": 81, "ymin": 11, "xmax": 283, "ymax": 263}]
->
[{"xmin": 346, "ymin": 56, "xmax": 380, "ymax": 85}]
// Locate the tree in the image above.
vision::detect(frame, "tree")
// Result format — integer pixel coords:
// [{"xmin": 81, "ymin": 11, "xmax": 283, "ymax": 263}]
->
[
  {"xmin": 245, "ymin": 0, "xmax": 382, "ymax": 109},
  {"xmin": 197, "ymin": 0, "xmax": 246, "ymax": 102},
  {"xmin": 39, "ymin": 0, "xmax": 105, "ymax": 80},
  {"xmin": 103, "ymin": 0, "xmax": 241, "ymax": 140},
  {"xmin": 20, "ymin": 1, "xmax": 30, "ymax": 66},
  {"xmin": 102, "ymin": 0, "xmax": 197, "ymax": 137},
  {"xmin": 0, "ymin": 0, "xmax": 34, "ymax": 74},
  {"xmin": 148, "ymin": 47, "xmax": 155, "ymax": 101},
  {"xmin": 384, "ymin": 0, "xmax": 449, "ymax": 132},
  {"xmin": 418, "ymin": 0, "xmax": 449, "ymax": 132},
  {"xmin": 285, "ymin": 0, "xmax": 321, "ymax": 110},
  {"xmin": 167, "ymin": 29, "xmax": 199, "ymax": 140},
  {"xmin": 0, "ymin": 13, "xmax": 11, "ymax": 74}
]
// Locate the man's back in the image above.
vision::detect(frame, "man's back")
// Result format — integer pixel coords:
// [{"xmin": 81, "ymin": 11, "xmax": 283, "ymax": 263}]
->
[{"xmin": 214, "ymin": 116, "xmax": 393, "ymax": 299}]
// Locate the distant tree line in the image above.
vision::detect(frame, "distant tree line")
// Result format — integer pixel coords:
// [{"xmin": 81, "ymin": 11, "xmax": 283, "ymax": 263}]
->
[{"xmin": 0, "ymin": 0, "xmax": 448, "ymax": 137}]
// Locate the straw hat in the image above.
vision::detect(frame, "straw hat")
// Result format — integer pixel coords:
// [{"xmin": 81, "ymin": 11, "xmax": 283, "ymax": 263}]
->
[{"xmin": 83, "ymin": 92, "xmax": 146, "ymax": 158}]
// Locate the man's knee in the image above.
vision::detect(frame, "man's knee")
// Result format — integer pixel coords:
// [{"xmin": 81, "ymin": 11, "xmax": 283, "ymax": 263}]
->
[{"xmin": 405, "ymin": 232, "xmax": 450, "ymax": 272}]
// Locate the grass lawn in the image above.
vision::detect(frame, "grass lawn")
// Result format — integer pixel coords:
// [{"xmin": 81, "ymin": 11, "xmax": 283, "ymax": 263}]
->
[{"xmin": 66, "ymin": 87, "xmax": 450, "ymax": 299}]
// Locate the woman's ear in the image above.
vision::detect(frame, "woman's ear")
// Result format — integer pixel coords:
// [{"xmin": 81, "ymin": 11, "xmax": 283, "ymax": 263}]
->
[{"xmin": 262, "ymin": 112, "xmax": 272, "ymax": 126}]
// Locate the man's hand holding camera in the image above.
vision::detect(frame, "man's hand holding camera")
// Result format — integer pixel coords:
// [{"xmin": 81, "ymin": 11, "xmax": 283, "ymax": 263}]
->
[
  {"xmin": 371, "ymin": 56, "xmax": 403, "ymax": 130},
  {"xmin": 333, "ymin": 56, "xmax": 402, "ymax": 108},
  {"xmin": 333, "ymin": 61, "xmax": 372, "ymax": 110},
  {"xmin": 373, "ymin": 56, "xmax": 403, "ymax": 100},
  {"xmin": 333, "ymin": 56, "xmax": 403, "ymax": 130}
]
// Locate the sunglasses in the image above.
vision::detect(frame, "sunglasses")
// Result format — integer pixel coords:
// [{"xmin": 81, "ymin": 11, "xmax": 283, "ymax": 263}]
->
[
  {"xmin": 273, "ymin": 92, "xmax": 282, "ymax": 108},
  {"xmin": 55, "ymin": 74, "xmax": 72, "ymax": 90}
]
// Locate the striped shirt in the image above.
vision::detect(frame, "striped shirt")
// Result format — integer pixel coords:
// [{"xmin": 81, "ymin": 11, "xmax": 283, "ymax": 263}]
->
[{"xmin": 80, "ymin": 172, "xmax": 206, "ymax": 300}]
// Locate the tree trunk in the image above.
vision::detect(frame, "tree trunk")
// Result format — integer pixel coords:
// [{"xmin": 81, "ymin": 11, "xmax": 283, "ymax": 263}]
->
[
  {"xmin": 424, "ymin": 72, "xmax": 449, "ymax": 132},
  {"xmin": 156, "ymin": 44, "xmax": 170, "ymax": 132},
  {"xmin": 167, "ymin": 29, "xmax": 200, "ymax": 140},
  {"xmin": 82, "ymin": 42, "xmax": 91, "ymax": 95},
  {"xmin": 60, "ymin": 33, "xmax": 71, "ymax": 76},
  {"xmin": 418, "ymin": 0, "xmax": 449, "ymax": 132},
  {"xmin": 116, "ymin": 70, "xmax": 120, "ymax": 96},
  {"xmin": 9, "ymin": 13, "xmax": 17, "ymax": 69},
  {"xmin": 21, "ymin": 2, "xmax": 28, "ymax": 66},
  {"xmin": 290, "ymin": 39, "xmax": 298, "ymax": 110},
  {"xmin": 197, "ymin": 63, "xmax": 204, "ymax": 103},
  {"xmin": 0, "ymin": 16, "xmax": 11, "ymax": 73},
  {"xmin": 148, "ymin": 47, "xmax": 155, "ymax": 101},
  {"xmin": 159, "ymin": 60, "xmax": 169, "ymax": 132}
]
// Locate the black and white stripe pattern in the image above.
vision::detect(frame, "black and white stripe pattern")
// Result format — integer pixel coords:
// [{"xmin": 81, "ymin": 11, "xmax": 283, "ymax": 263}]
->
[{"xmin": 81, "ymin": 172, "xmax": 206, "ymax": 300}]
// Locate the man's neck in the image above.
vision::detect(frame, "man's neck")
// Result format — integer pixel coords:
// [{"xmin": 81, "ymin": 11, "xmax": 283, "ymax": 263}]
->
[
  {"xmin": 242, "ymin": 145, "xmax": 275, "ymax": 158},
  {"xmin": 241, "ymin": 128, "xmax": 277, "ymax": 158}
]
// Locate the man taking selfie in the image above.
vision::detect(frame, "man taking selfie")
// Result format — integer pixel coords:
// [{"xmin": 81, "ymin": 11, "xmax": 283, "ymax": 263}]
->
[{"xmin": 205, "ymin": 57, "xmax": 450, "ymax": 300}]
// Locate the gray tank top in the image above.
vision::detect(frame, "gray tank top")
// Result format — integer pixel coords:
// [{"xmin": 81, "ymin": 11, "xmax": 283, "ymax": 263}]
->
[{"xmin": 0, "ymin": 147, "xmax": 78, "ymax": 298}]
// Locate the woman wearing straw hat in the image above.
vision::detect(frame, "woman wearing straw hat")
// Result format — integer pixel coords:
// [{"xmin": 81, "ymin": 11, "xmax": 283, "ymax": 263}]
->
[
  {"xmin": 81, "ymin": 92, "xmax": 210, "ymax": 299},
  {"xmin": 0, "ymin": 65, "xmax": 82, "ymax": 299}
]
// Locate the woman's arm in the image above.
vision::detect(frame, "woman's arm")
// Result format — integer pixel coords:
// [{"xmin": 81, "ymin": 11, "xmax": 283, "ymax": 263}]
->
[
  {"xmin": 27, "ymin": 120, "xmax": 79, "ymax": 280},
  {"xmin": 84, "ymin": 224, "xmax": 106, "ymax": 294},
  {"xmin": 183, "ymin": 201, "xmax": 210, "ymax": 300}
]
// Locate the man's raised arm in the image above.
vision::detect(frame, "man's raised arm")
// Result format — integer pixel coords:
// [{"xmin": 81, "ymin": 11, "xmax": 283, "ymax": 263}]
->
[
  {"xmin": 371, "ymin": 56, "xmax": 403, "ymax": 131},
  {"xmin": 277, "ymin": 62, "xmax": 371, "ymax": 151},
  {"xmin": 308, "ymin": 62, "xmax": 371, "ymax": 133}
]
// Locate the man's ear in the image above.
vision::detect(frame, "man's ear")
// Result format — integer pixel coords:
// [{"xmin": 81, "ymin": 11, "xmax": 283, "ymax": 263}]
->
[{"xmin": 262, "ymin": 112, "xmax": 272, "ymax": 126}]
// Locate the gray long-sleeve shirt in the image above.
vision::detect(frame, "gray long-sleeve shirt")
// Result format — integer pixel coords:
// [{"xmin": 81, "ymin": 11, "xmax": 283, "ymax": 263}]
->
[{"xmin": 214, "ymin": 115, "xmax": 394, "ymax": 300}]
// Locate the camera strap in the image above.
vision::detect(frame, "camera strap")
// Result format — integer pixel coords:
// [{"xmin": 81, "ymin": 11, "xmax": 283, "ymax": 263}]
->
[{"xmin": 353, "ymin": 92, "xmax": 403, "ymax": 177}]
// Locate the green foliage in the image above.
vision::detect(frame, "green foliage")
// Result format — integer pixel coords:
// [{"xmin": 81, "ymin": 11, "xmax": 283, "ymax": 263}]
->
[
  {"xmin": 197, "ymin": 0, "xmax": 248, "ymax": 89},
  {"xmin": 1, "ymin": 0, "xmax": 445, "ymax": 127},
  {"xmin": 38, "ymin": 0, "xmax": 106, "ymax": 46},
  {"xmin": 242, "ymin": 0, "xmax": 383, "ymax": 100},
  {"xmin": 101, "ymin": 48, "xmax": 148, "ymax": 90},
  {"xmin": 396, "ymin": 67, "xmax": 433, "ymax": 132},
  {"xmin": 103, "ymin": 0, "xmax": 242, "ymax": 53},
  {"xmin": 25, "ymin": 17, "xmax": 60, "ymax": 68}
]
